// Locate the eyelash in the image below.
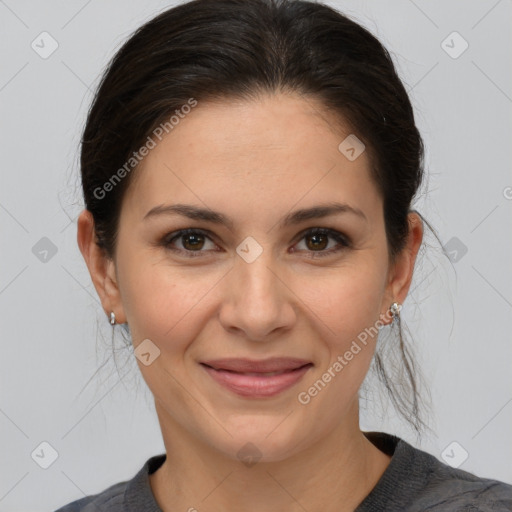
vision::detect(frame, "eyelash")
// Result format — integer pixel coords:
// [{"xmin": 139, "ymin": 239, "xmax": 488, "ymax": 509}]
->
[{"xmin": 160, "ymin": 227, "xmax": 351, "ymax": 259}]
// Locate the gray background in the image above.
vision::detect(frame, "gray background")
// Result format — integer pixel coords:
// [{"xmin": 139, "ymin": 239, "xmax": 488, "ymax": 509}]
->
[{"xmin": 1, "ymin": 0, "xmax": 511, "ymax": 510}]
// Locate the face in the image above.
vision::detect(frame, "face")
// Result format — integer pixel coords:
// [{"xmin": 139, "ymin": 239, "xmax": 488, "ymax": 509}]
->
[{"xmin": 84, "ymin": 93, "xmax": 416, "ymax": 463}]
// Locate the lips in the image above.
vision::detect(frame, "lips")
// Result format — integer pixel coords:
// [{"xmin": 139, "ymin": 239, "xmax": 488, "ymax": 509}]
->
[
  {"xmin": 200, "ymin": 357, "xmax": 313, "ymax": 398},
  {"xmin": 202, "ymin": 357, "xmax": 311, "ymax": 373}
]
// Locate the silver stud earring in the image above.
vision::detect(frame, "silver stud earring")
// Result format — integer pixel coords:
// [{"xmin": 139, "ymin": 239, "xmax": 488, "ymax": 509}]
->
[
  {"xmin": 110, "ymin": 311, "xmax": 116, "ymax": 325},
  {"xmin": 389, "ymin": 302, "xmax": 401, "ymax": 320}
]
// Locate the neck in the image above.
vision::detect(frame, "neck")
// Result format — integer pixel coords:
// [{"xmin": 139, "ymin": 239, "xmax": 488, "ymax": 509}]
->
[{"xmin": 149, "ymin": 398, "xmax": 392, "ymax": 512}]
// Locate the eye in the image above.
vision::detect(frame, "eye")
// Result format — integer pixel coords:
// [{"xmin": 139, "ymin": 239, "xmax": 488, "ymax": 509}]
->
[
  {"xmin": 160, "ymin": 227, "xmax": 350, "ymax": 259},
  {"xmin": 293, "ymin": 228, "xmax": 351, "ymax": 258},
  {"xmin": 161, "ymin": 228, "xmax": 218, "ymax": 257}
]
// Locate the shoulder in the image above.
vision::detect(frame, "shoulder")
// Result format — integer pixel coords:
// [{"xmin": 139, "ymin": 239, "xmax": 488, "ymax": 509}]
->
[
  {"xmin": 53, "ymin": 480, "xmax": 127, "ymax": 512},
  {"xmin": 53, "ymin": 453, "xmax": 166, "ymax": 512},
  {"xmin": 360, "ymin": 432, "xmax": 512, "ymax": 512},
  {"xmin": 420, "ymin": 461, "xmax": 512, "ymax": 512},
  {"xmin": 402, "ymin": 439, "xmax": 512, "ymax": 511}
]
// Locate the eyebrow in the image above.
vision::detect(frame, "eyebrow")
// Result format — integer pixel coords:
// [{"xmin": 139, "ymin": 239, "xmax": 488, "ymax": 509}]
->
[{"xmin": 143, "ymin": 202, "xmax": 367, "ymax": 229}]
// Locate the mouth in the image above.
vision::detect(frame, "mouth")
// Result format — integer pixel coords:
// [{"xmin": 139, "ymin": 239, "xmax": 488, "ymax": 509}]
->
[{"xmin": 200, "ymin": 358, "xmax": 313, "ymax": 398}]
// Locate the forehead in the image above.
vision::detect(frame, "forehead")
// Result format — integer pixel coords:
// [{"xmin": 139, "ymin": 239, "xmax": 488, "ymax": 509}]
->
[{"xmin": 122, "ymin": 93, "xmax": 381, "ymax": 227}]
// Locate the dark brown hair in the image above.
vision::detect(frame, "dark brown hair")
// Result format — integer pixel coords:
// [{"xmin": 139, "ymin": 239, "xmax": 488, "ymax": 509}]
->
[{"xmin": 80, "ymin": 0, "xmax": 444, "ymax": 436}]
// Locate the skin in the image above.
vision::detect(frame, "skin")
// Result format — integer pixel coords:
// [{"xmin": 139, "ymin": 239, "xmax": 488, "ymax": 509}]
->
[{"xmin": 78, "ymin": 92, "xmax": 423, "ymax": 512}]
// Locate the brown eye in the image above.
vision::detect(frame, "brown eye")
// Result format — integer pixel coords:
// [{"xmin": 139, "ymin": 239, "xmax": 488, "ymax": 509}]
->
[
  {"xmin": 294, "ymin": 228, "xmax": 350, "ymax": 258},
  {"xmin": 181, "ymin": 232, "xmax": 205, "ymax": 251},
  {"xmin": 160, "ymin": 227, "xmax": 350, "ymax": 259},
  {"xmin": 162, "ymin": 228, "xmax": 217, "ymax": 257},
  {"xmin": 305, "ymin": 232, "xmax": 329, "ymax": 251}
]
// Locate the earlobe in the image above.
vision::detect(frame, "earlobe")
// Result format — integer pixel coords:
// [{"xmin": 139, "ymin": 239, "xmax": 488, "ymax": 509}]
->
[{"xmin": 77, "ymin": 209, "xmax": 126, "ymax": 324}]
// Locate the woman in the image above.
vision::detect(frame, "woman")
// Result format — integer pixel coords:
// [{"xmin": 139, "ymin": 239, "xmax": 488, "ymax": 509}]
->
[{"xmin": 56, "ymin": 0, "xmax": 512, "ymax": 510}]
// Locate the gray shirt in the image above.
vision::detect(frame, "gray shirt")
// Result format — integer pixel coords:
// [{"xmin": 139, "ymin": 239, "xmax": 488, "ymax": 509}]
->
[{"xmin": 54, "ymin": 431, "xmax": 512, "ymax": 511}]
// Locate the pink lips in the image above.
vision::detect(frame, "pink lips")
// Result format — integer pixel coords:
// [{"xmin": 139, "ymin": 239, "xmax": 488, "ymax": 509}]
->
[{"xmin": 200, "ymin": 357, "xmax": 313, "ymax": 398}]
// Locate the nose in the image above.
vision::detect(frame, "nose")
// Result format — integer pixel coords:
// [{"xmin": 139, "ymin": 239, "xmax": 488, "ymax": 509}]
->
[{"xmin": 218, "ymin": 246, "xmax": 297, "ymax": 342}]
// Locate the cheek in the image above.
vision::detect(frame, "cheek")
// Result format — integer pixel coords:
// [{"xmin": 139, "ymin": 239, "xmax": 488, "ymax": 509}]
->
[
  {"xmin": 118, "ymin": 261, "xmax": 212, "ymax": 401},
  {"xmin": 118, "ymin": 255, "xmax": 221, "ymax": 355},
  {"xmin": 295, "ymin": 269, "xmax": 383, "ymax": 421},
  {"xmin": 300, "ymin": 262, "xmax": 386, "ymax": 351}
]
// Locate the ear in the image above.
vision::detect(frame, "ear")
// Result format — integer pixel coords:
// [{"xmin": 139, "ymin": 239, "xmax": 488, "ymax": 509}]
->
[
  {"xmin": 76, "ymin": 209, "xmax": 126, "ymax": 324},
  {"xmin": 380, "ymin": 211, "xmax": 423, "ymax": 325}
]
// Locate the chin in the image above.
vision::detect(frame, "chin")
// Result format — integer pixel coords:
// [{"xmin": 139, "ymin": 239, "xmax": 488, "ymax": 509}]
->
[{"xmin": 203, "ymin": 413, "xmax": 317, "ymax": 464}]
